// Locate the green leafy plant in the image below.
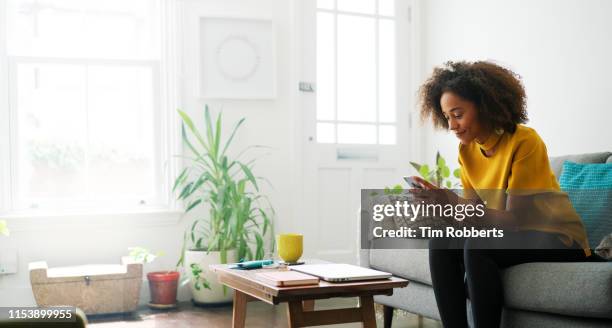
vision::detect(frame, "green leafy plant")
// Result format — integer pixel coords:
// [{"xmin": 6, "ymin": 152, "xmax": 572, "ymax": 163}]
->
[
  {"xmin": 371, "ymin": 151, "xmax": 462, "ymax": 198},
  {"xmin": 410, "ymin": 151, "xmax": 461, "ymax": 188},
  {"xmin": 174, "ymin": 105, "xmax": 275, "ymax": 266},
  {"xmin": 128, "ymin": 247, "xmax": 165, "ymax": 264},
  {"xmin": 0, "ymin": 220, "xmax": 9, "ymax": 236},
  {"xmin": 383, "ymin": 184, "xmax": 404, "ymax": 196},
  {"xmin": 189, "ymin": 263, "xmax": 211, "ymax": 291}
]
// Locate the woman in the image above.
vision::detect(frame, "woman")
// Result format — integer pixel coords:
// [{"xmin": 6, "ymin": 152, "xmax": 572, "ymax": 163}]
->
[{"xmin": 409, "ymin": 61, "xmax": 590, "ymax": 328}]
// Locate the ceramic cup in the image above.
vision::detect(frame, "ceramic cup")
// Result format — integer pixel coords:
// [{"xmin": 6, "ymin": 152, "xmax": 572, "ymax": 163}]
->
[{"xmin": 277, "ymin": 233, "xmax": 303, "ymax": 263}]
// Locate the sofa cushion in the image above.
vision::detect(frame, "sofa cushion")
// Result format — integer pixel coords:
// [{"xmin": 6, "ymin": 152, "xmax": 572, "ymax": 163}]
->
[
  {"xmin": 502, "ymin": 262, "xmax": 612, "ymax": 319},
  {"xmin": 559, "ymin": 161, "xmax": 612, "ymax": 248},
  {"xmin": 369, "ymin": 241, "xmax": 432, "ymax": 285},
  {"xmin": 549, "ymin": 152, "xmax": 612, "ymax": 180}
]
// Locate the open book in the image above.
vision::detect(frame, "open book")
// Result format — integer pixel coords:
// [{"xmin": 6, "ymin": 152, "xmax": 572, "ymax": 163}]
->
[{"xmin": 255, "ymin": 271, "xmax": 319, "ymax": 287}]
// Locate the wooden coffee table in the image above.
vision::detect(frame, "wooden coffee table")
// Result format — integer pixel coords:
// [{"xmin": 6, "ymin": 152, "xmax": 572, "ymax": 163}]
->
[{"xmin": 209, "ymin": 260, "xmax": 408, "ymax": 328}]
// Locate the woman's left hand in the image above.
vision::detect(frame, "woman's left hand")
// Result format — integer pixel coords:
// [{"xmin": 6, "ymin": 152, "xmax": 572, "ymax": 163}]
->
[
  {"xmin": 410, "ymin": 176, "xmax": 438, "ymax": 190},
  {"xmin": 409, "ymin": 176, "xmax": 458, "ymax": 205}
]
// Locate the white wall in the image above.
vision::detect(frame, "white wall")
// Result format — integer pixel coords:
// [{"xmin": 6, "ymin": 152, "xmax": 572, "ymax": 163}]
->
[
  {"xmin": 419, "ymin": 0, "xmax": 612, "ymax": 167},
  {"xmin": 0, "ymin": 0, "xmax": 299, "ymax": 306},
  {"xmin": 179, "ymin": 0, "xmax": 299, "ymax": 237}
]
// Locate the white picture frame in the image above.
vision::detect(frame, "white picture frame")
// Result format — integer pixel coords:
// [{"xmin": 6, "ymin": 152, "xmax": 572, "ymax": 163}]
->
[{"xmin": 198, "ymin": 17, "xmax": 276, "ymax": 99}]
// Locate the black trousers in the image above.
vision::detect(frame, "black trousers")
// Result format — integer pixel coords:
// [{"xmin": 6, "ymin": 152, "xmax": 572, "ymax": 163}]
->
[{"xmin": 428, "ymin": 231, "xmax": 587, "ymax": 328}]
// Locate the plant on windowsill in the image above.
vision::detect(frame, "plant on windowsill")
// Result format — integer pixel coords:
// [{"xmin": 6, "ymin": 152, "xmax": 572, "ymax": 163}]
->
[
  {"xmin": 174, "ymin": 106, "xmax": 275, "ymax": 305},
  {"xmin": 128, "ymin": 247, "xmax": 179, "ymax": 309}
]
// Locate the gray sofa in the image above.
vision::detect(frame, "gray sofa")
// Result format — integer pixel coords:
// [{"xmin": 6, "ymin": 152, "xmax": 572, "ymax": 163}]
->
[{"xmin": 359, "ymin": 152, "xmax": 612, "ymax": 328}]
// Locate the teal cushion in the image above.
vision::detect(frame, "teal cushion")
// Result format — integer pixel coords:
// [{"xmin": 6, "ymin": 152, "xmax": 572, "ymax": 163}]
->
[{"xmin": 559, "ymin": 161, "xmax": 612, "ymax": 248}]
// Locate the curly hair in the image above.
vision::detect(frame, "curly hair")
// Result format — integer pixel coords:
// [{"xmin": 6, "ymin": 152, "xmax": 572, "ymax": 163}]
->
[{"xmin": 418, "ymin": 61, "xmax": 528, "ymax": 134}]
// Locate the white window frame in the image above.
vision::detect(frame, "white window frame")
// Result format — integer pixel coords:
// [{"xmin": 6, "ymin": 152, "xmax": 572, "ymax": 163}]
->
[
  {"xmin": 7, "ymin": 57, "xmax": 163, "ymax": 210},
  {"xmin": 316, "ymin": 1, "xmax": 398, "ymax": 145},
  {"xmin": 0, "ymin": 0, "xmax": 183, "ymax": 225}
]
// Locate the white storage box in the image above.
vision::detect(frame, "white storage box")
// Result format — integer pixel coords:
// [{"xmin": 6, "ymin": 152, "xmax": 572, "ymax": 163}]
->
[{"xmin": 29, "ymin": 257, "xmax": 142, "ymax": 314}]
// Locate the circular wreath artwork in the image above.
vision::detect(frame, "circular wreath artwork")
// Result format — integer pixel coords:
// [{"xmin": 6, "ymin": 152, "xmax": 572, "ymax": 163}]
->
[{"xmin": 214, "ymin": 35, "xmax": 261, "ymax": 82}]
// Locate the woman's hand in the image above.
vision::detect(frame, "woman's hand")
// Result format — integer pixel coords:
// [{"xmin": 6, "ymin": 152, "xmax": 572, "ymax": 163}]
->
[
  {"xmin": 408, "ymin": 176, "xmax": 459, "ymax": 206},
  {"xmin": 410, "ymin": 176, "xmax": 438, "ymax": 190}
]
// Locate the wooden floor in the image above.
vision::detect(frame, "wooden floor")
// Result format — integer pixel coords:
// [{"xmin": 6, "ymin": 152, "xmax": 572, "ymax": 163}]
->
[{"xmin": 88, "ymin": 299, "xmax": 442, "ymax": 328}]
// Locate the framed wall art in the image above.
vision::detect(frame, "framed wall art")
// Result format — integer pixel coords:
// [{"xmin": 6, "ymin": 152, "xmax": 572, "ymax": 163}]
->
[{"xmin": 199, "ymin": 17, "xmax": 276, "ymax": 99}]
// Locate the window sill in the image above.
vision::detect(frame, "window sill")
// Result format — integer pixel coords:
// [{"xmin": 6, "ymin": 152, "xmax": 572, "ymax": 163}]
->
[{"xmin": 2, "ymin": 208, "xmax": 184, "ymax": 232}]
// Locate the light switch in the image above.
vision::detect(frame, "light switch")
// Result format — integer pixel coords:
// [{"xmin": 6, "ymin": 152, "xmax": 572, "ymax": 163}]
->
[{"xmin": 299, "ymin": 82, "xmax": 315, "ymax": 92}]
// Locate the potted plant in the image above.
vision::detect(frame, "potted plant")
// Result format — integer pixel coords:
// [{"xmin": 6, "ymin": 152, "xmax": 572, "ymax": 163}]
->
[
  {"xmin": 174, "ymin": 106, "xmax": 274, "ymax": 305},
  {"xmin": 128, "ymin": 247, "xmax": 180, "ymax": 309}
]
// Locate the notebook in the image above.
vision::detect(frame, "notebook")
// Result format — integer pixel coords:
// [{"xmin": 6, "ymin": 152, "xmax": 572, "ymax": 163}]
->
[{"xmin": 255, "ymin": 271, "xmax": 320, "ymax": 287}]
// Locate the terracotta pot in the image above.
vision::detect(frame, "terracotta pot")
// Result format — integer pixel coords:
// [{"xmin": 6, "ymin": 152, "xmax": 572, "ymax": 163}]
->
[{"xmin": 147, "ymin": 271, "xmax": 180, "ymax": 305}]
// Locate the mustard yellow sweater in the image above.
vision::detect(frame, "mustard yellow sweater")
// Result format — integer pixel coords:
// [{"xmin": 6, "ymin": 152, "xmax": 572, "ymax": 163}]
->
[{"xmin": 459, "ymin": 125, "xmax": 590, "ymax": 256}]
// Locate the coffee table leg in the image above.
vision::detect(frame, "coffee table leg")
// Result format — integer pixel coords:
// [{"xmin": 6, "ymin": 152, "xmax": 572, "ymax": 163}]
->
[
  {"xmin": 232, "ymin": 290, "xmax": 248, "ymax": 328},
  {"xmin": 287, "ymin": 300, "xmax": 304, "ymax": 328},
  {"xmin": 303, "ymin": 300, "xmax": 315, "ymax": 311},
  {"xmin": 359, "ymin": 296, "xmax": 377, "ymax": 328}
]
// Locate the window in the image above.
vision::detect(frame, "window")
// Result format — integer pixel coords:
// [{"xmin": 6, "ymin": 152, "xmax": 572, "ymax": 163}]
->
[
  {"xmin": 1, "ymin": 0, "xmax": 176, "ymax": 213},
  {"xmin": 316, "ymin": 0, "xmax": 397, "ymax": 145}
]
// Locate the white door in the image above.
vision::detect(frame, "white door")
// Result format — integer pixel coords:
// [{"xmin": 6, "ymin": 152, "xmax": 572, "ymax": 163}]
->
[{"xmin": 296, "ymin": 0, "xmax": 417, "ymax": 263}]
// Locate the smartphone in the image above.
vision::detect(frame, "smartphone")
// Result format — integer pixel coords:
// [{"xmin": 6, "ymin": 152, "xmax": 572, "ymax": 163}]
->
[{"xmin": 403, "ymin": 176, "xmax": 424, "ymax": 189}]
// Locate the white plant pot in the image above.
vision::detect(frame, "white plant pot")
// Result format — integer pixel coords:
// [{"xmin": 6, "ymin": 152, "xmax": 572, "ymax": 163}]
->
[{"xmin": 184, "ymin": 249, "xmax": 237, "ymax": 305}]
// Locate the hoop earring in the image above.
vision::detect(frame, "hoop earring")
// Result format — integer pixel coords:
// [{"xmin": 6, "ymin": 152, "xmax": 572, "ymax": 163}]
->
[{"xmin": 495, "ymin": 128, "xmax": 504, "ymax": 135}]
